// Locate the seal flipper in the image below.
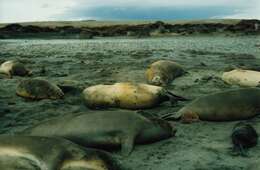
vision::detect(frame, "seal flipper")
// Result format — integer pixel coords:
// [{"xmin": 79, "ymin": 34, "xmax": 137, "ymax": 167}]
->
[
  {"xmin": 160, "ymin": 111, "xmax": 182, "ymax": 121},
  {"xmin": 163, "ymin": 90, "xmax": 189, "ymax": 106},
  {"xmin": 120, "ymin": 135, "xmax": 135, "ymax": 157},
  {"xmin": 0, "ymin": 69, "xmax": 11, "ymax": 78},
  {"xmin": 231, "ymin": 144, "xmax": 249, "ymax": 157}
]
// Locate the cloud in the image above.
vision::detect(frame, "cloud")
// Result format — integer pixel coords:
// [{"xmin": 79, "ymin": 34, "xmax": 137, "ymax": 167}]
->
[
  {"xmin": 61, "ymin": 6, "xmax": 237, "ymax": 20},
  {"xmin": 0, "ymin": 0, "xmax": 76, "ymax": 23},
  {"xmin": 0, "ymin": 0, "xmax": 259, "ymax": 23}
]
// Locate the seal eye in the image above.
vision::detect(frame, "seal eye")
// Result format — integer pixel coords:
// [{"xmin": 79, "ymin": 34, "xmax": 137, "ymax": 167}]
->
[{"xmin": 181, "ymin": 112, "xmax": 199, "ymax": 123}]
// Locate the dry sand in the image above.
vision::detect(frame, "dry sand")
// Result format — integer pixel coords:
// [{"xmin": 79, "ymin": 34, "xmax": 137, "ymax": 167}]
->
[{"xmin": 0, "ymin": 36, "xmax": 260, "ymax": 170}]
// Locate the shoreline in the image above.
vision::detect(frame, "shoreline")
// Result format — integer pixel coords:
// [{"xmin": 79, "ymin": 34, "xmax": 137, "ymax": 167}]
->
[{"xmin": 0, "ymin": 19, "xmax": 259, "ymax": 39}]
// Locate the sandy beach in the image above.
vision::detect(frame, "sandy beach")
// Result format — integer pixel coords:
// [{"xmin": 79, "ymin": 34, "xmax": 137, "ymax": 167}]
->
[{"xmin": 0, "ymin": 36, "xmax": 260, "ymax": 170}]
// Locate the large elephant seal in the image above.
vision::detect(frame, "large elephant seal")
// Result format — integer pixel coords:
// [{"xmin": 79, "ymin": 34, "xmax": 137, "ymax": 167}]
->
[
  {"xmin": 23, "ymin": 111, "xmax": 176, "ymax": 156},
  {"xmin": 222, "ymin": 69, "xmax": 260, "ymax": 87},
  {"xmin": 0, "ymin": 135, "xmax": 122, "ymax": 170},
  {"xmin": 16, "ymin": 79, "xmax": 64, "ymax": 100},
  {"xmin": 83, "ymin": 82, "xmax": 187, "ymax": 109},
  {"xmin": 0, "ymin": 60, "xmax": 32, "ymax": 78},
  {"xmin": 164, "ymin": 88, "xmax": 260, "ymax": 123},
  {"xmin": 145, "ymin": 60, "xmax": 185, "ymax": 86}
]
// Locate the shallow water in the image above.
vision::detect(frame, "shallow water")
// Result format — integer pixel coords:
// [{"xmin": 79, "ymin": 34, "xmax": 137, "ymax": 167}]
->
[{"xmin": 0, "ymin": 36, "xmax": 260, "ymax": 170}]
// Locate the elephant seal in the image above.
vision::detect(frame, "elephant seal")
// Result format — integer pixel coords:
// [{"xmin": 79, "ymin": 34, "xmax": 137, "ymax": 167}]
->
[
  {"xmin": 0, "ymin": 135, "xmax": 122, "ymax": 170},
  {"xmin": 164, "ymin": 88, "xmax": 260, "ymax": 123},
  {"xmin": 145, "ymin": 60, "xmax": 185, "ymax": 86},
  {"xmin": 23, "ymin": 111, "xmax": 176, "ymax": 156},
  {"xmin": 83, "ymin": 82, "xmax": 187, "ymax": 109},
  {"xmin": 16, "ymin": 79, "xmax": 64, "ymax": 100},
  {"xmin": 0, "ymin": 60, "xmax": 32, "ymax": 78},
  {"xmin": 231, "ymin": 122, "xmax": 258, "ymax": 156},
  {"xmin": 222, "ymin": 69, "xmax": 260, "ymax": 87}
]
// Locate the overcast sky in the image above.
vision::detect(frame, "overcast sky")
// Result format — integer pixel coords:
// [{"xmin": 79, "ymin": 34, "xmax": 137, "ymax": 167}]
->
[{"xmin": 0, "ymin": 0, "xmax": 259, "ymax": 23}]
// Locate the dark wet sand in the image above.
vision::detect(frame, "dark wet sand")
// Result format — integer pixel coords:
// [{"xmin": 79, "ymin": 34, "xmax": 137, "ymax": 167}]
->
[{"xmin": 0, "ymin": 36, "xmax": 260, "ymax": 170}]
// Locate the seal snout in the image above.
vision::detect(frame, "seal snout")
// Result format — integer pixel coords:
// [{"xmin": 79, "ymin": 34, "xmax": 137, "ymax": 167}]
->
[{"xmin": 151, "ymin": 76, "xmax": 163, "ymax": 86}]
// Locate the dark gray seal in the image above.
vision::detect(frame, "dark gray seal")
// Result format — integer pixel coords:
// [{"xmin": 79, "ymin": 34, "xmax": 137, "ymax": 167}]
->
[
  {"xmin": 0, "ymin": 135, "xmax": 123, "ymax": 170},
  {"xmin": 0, "ymin": 60, "xmax": 32, "ymax": 78},
  {"xmin": 16, "ymin": 79, "xmax": 64, "ymax": 100},
  {"xmin": 164, "ymin": 88, "xmax": 260, "ymax": 123},
  {"xmin": 23, "ymin": 111, "xmax": 176, "ymax": 156},
  {"xmin": 231, "ymin": 122, "xmax": 258, "ymax": 156}
]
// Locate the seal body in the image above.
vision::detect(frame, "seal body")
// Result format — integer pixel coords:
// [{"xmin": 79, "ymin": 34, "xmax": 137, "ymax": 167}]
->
[
  {"xmin": 0, "ymin": 135, "xmax": 121, "ymax": 170},
  {"xmin": 145, "ymin": 60, "xmax": 185, "ymax": 86},
  {"xmin": 222, "ymin": 69, "xmax": 260, "ymax": 87},
  {"xmin": 170, "ymin": 88, "xmax": 260, "ymax": 122},
  {"xmin": 16, "ymin": 79, "xmax": 64, "ymax": 100},
  {"xmin": 231, "ymin": 122, "xmax": 258, "ymax": 156},
  {"xmin": 83, "ymin": 82, "xmax": 185, "ymax": 109},
  {"xmin": 23, "ymin": 111, "xmax": 176, "ymax": 155},
  {"xmin": 0, "ymin": 60, "xmax": 31, "ymax": 78}
]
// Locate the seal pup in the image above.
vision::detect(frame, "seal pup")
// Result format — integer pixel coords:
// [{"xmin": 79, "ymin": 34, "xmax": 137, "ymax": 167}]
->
[
  {"xmin": 0, "ymin": 135, "xmax": 122, "ymax": 170},
  {"xmin": 16, "ymin": 79, "xmax": 64, "ymax": 100},
  {"xmin": 145, "ymin": 60, "xmax": 185, "ymax": 86},
  {"xmin": 83, "ymin": 82, "xmax": 187, "ymax": 109},
  {"xmin": 0, "ymin": 60, "xmax": 32, "ymax": 78},
  {"xmin": 231, "ymin": 122, "xmax": 258, "ymax": 156},
  {"xmin": 222, "ymin": 69, "xmax": 260, "ymax": 87},
  {"xmin": 23, "ymin": 111, "xmax": 176, "ymax": 156},
  {"xmin": 163, "ymin": 88, "xmax": 260, "ymax": 123}
]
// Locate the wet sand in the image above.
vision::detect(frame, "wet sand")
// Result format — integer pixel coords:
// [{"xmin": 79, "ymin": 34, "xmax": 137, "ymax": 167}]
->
[{"xmin": 0, "ymin": 36, "xmax": 260, "ymax": 170}]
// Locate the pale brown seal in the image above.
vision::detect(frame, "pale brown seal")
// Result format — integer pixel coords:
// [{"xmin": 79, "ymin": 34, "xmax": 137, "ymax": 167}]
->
[
  {"xmin": 0, "ymin": 60, "xmax": 32, "ymax": 78},
  {"xmin": 145, "ymin": 60, "xmax": 185, "ymax": 86},
  {"xmin": 82, "ymin": 82, "xmax": 187, "ymax": 109},
  {"xmin": 222, "ymin": 69, "xmax": 260, "ymax": 87}
]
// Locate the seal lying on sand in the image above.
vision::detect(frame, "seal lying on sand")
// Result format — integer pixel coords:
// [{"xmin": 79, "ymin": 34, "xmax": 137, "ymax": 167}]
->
[
  {"xmin": 222, "ymin": 69, "xmax": 260, "ymax": 87},
  {"xmin": 83, "ymin": 82, "xmax": 187, "ymax": 109},
  {"xmin": 163, "ymin": 88, "xmax": 260, "ymax": 123},
  {"xmin": 0, "ymin": 60, "xmax": 32, "ymax": 78},
  {"xmin": 16, "ymin": 79, "xmax": 64, "ymax": 100},
  {"xmin": 0, "ymin": 135, "xmax": 122, "ymax": 170},
  {"xmin": 231, "ymin": 122, "xmax": 258, "ymax": 156},
  {"xmin": 145, "ymin": 60, "xmax": 185, "ymax": 86},
  {"xmin": 23, "ymin": 111, "xmax": 176, "ymax": 156}
]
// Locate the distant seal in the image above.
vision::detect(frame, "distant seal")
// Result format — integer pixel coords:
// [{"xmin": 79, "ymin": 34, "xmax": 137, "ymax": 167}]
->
[
  {"xmin": 16, "ymin": 79, "xmax": 64, "ymax": 100},
  {"xmin": 83, "ymin": 82, "xmax": 187, "ymax": 109},
  {"xmin": 0, "ymin": 135, "xmax": 122, "ymax": 170},
  {"xmin": 222, "ymin": 69, "xmax": 260, "ymax": 87},
  {"xmin": 23, "ymin": 111, "xmax": 176, "ymax": 156},
  {"xmin": 145, "ymin": 60, "xmax": 185, "ymax": 86},
  {"xmin": 0, "ymin": 60, "xmax": 32, "ymax": 78},
  {"xmin": 164, "ymin": 88, "xmax": 260, "ymax": 123},
  {"xmin": 231, "ymin": 122, "xmax": 258, "ymax": 156}
]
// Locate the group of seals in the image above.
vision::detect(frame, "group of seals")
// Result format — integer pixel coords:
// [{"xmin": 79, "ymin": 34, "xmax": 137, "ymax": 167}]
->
[
  {"xmin": 0, "ymin": 135, "xmax": 121, "ymax": 170},
  {"xmin": 23, "ymin": 111, "xmax": 176, "ymax": 156},
  {"xmin": 164, "ymin": 88, "xmax": 260, "ymax": 123},
  {"xmin": 83, "ymin": 82, "xmax": 187, "ymax": 109}
]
